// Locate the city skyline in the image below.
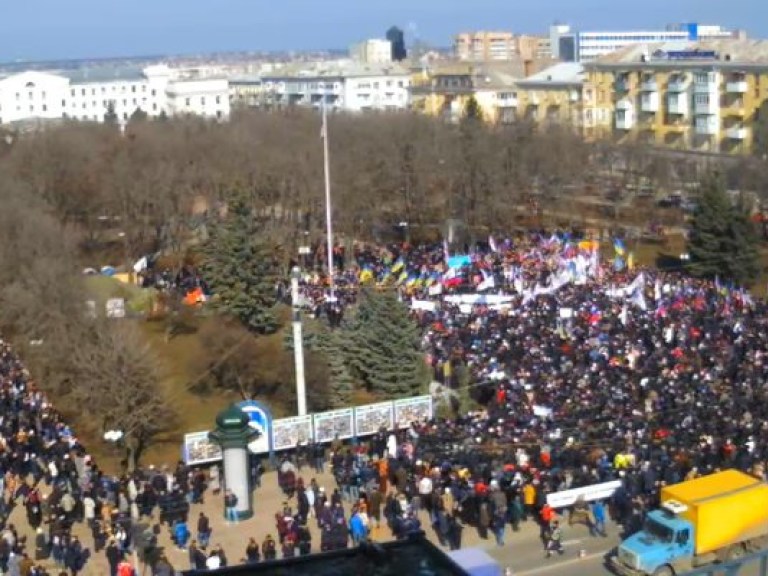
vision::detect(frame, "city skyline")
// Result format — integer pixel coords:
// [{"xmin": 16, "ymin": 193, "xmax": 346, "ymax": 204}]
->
[{"xmin": 0, "ymin": 0, "xmax": 762, "ymax": 62}]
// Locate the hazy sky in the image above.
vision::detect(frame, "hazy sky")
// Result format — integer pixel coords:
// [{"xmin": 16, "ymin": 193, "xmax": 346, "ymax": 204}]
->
[{"xmin": 0, "ymin": 0, "xmax": 762, "ymax": 61}]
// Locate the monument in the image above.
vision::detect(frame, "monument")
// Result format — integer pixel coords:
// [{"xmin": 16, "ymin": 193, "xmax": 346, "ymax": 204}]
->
[{"xmin": 208, "ymin": 405, "xmax": 260, "ymax": 520}]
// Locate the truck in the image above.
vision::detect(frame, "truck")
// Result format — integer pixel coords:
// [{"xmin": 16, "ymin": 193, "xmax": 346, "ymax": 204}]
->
[{"xmin": 610, "ymin": 469, "xmax": 768, "ymax": 576}]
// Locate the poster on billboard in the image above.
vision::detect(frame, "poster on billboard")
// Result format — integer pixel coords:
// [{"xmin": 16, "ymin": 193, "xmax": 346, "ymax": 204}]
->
[
  {"xmin": 393, "ymin": 395, "xmax": 433, "ymax": 429},
  {"xmin": 354, "ymin": 401, "xmax": 394, "ymax": 437},
  {"xmin": 313, "ymin": 408, "xmax": 354, "ymax": 443},
  {"xmin": 183, "ymin": 431, "xmax": 223, "ymax": 466},
  {"xmin": 271, "ymin": 415, "xmax": 313, "ymax": 452},
  {"xmin": 236, "ymin": 400, "xmax": 272, "ymax": 454}
]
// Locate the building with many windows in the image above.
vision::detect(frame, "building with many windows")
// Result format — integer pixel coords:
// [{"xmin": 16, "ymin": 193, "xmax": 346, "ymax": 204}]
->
[
  {"xmin": 455, "ymin": 31, "xmax": 517, "ymax": 61},
  {"xmin": 0, "ymin": 64, "xmax": 230, "ymax": 126},
  {"xmin": 552, "ymin": 22, "xmax": 742, "ymax": 62},
  {"xmin": 584, "ymin": 39, "xmax": 768, "ymax": 154},
  {"xmin": 259, "ymin": 62, "xmax": 411, "ymax": 112}
]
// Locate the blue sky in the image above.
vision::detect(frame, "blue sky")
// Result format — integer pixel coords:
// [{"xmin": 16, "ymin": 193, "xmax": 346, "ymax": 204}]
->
[{"xmin": 0, "ymin": 0, "xmax": 762, "ymax": 61}]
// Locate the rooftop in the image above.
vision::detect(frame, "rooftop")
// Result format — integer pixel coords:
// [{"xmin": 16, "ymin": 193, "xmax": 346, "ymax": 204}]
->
[
  {"xmin": 181, "ymin": 534, "xmax": 476, "ymax": 576},
  {"xmin": 262, "ymin": 61, "xmax": 411, "ymax": 80},
  {"xmin": 517, "ymin": 62, "xmax": 585, "ymax": 86},
  {"xmin": 58, "ymin": 65, "xmax": 148, "ymax": 83},
  {"xmin": 588, "ymin": 39, "xmax": 768, "ymax": 67}
]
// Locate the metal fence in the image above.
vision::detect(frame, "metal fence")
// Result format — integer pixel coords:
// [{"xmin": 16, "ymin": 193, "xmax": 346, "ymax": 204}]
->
[{"xmin": 679, "ymin": 549, "xmax": 768, "ymax": 576}]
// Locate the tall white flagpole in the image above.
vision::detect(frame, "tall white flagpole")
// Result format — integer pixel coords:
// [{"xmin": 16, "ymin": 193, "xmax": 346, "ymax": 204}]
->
[{"xmin": 322, "ymin": 97, "xmax": 335, "ymax": 301}]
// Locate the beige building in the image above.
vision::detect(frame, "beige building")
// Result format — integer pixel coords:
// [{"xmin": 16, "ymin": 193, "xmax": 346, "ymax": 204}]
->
[
  {"xmin": 350, "ymin": 39, "xmax": 393, "ymax": 64},
  {"xmin": 455, "ymin": 31, "xmax": 516, "ymax": 61}
]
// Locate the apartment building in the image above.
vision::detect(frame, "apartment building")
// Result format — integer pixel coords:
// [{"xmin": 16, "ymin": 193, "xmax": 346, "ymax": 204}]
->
[
  {"xmin": 0, "ymin": 64, "xmax": 230, "ymax": 126},
  {"xmin": 455, "ymin": 32, "xmax": 517, "ymax": 61},
  {"xmin": 515, "ymin": 62, "xmax": 593, "ymax": 130},
  {"xmin": 584, "ymin": 39, "xmax": 768, "ymax": 154},
  {"xmin": 410, "ymin": 60, "xmax": 548, "ymax": 124},
  {"xmin": 260, "ymin": 62, "xmax": 411, "ymax": 112}
]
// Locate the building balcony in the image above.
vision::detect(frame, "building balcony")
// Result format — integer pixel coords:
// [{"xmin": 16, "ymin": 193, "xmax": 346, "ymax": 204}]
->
[
  {"xmin": 693, "ymin": 81, "xmax": 719, "ymax": 94},
  {"xmin": 667, "ymin": 78, "xmax": 687, "ymax": 92},
  {"xmin": 640, "ymin": 79, "xmax": 658, "ymax": 92},
  {"xmin": 614, "ymin": 78, "xmax": 630, "ymax": 92},
  {"xmin": 726, "ymin": 80, "xmax": 748, "ymax": 93},
  {"xmin": 668, "ymin": 97, "xmax": 688, "ymax": 115},
  {"xmin": 694, "ymin": 118, "xmax": 719, "ymax": 136},
  {"xmin": 693, "ymin": 100, "xmax": 718, "ymax": 115},
  {"xmin": 641, "ymin": 93, "xmax": 659, "ymax": 113},
  {"xmin": 497, "ymin": 94, "xmax": 518, "ymax": 107},
  {"xmin": 726, "ymin": 126, "xmax": 748, "ymax": 140}
]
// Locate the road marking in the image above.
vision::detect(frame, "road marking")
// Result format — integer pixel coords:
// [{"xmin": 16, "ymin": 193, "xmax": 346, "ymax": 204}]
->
[{"xmin": 511, "ymin": 549, "xmax": 611, "ymax": 576}]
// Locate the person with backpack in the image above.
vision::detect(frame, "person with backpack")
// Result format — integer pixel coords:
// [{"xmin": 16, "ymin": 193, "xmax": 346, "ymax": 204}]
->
[{"xmin": 224, "ymin": 490, "xmax": 239, "ymax": 524}]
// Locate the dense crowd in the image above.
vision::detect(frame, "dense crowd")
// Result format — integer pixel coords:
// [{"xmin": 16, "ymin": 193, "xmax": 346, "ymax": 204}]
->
[{"xmin": 284, "ymin": 233, "xmax": 768, "ymax": 555}]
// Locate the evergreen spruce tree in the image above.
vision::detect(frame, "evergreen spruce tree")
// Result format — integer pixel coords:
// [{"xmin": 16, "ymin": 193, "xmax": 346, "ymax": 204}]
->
[
  {"xmin": 688, "ymin": 175, "xmax": 761, "ymax": 285},
  {"xmin": 463, "ymin": 95, "xmax": 484, "ymax": 123},
  {"xmin": 200, "ymin": 197, "xmax": 279, "ymax": 334},
  {"xmin": 104, "ymin": 102, "xmax": 119, "ymax": 125},
  {"xmin": 345, "ymin": 288, "xmax": 427, "ymax": 398},
  {"xmin": 316, "ymin": 330, "xmax": 354, "ymax": 408}
]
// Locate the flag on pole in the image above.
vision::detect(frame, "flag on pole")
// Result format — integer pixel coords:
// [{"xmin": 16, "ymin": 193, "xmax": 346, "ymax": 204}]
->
[
  {"xmin": 489, "ymin": 235, "xmax": 499, "ymax": 253},
  {"xmin": 613, "ymin": 238, "xmax": 626, "ymax": 257},
  {"xmin": 443, "ymin": 239, "xmax": 450, "ymax": 262},
  {"xmin": 627, "ymin": 252, "xmax": 635, "ymax": 270}
]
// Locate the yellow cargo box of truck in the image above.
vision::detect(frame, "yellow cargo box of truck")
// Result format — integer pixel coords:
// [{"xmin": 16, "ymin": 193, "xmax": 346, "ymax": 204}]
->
[{"xmin": 661, "ymin": 470, "xmax": 768, "ymax": 555}]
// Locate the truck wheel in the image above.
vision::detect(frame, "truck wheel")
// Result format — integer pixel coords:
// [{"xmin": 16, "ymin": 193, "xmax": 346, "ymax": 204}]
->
[{"xmin": 652, "ymin": 566, "xmax": 674, "ymax": 576}]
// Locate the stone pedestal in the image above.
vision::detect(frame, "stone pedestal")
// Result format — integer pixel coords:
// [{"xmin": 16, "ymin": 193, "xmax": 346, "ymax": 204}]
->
[{"xmin": 208, "ymin": 405, "xmax": 259, "ymax": 520}]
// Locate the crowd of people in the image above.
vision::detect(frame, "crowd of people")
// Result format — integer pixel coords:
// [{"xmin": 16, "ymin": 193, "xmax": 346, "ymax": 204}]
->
[
  {"xmin": 282, "ymin": 233, "xmax": 768, "ymax": 556},
  {"xmin": 4, "ymin": 230, "xmax": 768, "ymax": 573}
]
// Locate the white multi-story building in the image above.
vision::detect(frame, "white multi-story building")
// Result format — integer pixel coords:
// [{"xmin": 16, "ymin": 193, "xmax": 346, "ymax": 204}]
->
[
  {"xmin": 261, "ymin": 62, "xmax": 411, "ymax": 112},
  {"xmin": 552, "ymin": 22, "xmax": 741, "ymax": 62},
  {"xmin": 0, "ymin": 64, "xmax": 230, "ymax": 126},
  {"xmin": 349, "ymin": 39, "xmax": 393, "ymax": 64}
]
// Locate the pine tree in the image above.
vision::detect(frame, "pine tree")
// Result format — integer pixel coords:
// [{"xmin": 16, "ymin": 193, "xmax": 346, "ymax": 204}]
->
[
  {"xmin": 344, "ymin": 288, "xmax": 427, "ymax": 398},
  {"xmin": 104, "ymin": 101, "xmax": 118, "ymax": 125},
  {"xmin": 200, "ymin": 197, "xmax": 279, "ymax": 334},
  {"xmin": 463, "ymin": 95, "xmax": 484, "ymax": 123},
  {"xmin": 687, "ymin": 175, "xmax": 761, "ymax": 285}
]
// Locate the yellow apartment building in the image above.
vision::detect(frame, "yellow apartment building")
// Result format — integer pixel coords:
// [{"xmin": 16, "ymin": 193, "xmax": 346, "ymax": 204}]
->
[
  {"xmin": 514, "ymin": 62, "xmax": 599, "ymax": 133},
  {"xmin": 410, "ymin": 60, "xmax": 551, "ymax": 124},
  {"xmin": 584, "ymin": 39, "xmax": 768, "ymax": 154}
]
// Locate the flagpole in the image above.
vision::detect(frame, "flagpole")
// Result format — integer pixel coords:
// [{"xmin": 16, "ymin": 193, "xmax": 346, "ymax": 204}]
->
[{"xmin": 322, "ymin": 97, "xmax": 335, "ymax": 301}]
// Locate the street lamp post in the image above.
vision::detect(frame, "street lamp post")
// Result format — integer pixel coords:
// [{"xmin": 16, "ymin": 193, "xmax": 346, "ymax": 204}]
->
[
  {"xmin": 291, "ymin": 266, "xmax": 307, "ymax": 416},
  {"xmin": 321, "ymin": 96, "xmax": 335, "ymax": 302}
]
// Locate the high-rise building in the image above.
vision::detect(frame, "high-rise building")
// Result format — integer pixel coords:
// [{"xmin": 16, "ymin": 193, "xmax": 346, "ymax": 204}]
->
[
  {"xmin": 386, "ymin": 26, "xmax": 407, "ymax": 61},
  {"xmin": 350, "ymin": 39, "xmax": 393, "ymax": 64},
  {"xmin": 455, "ymin": 31, "xmax": 516, "ymax": 61}
]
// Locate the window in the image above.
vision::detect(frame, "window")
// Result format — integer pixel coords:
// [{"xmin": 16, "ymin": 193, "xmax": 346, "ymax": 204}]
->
[
  {"xmin": 28, "ymin": 92, "xmax": 33, "ymax": 100},
  {"xmin": 42, "ymin": 91, "xmax": 46, "ymax": 99},
  {"xmin": 62, "ymin": 100, "xmax": 66, "ymax": 107},
  {"xmin": 185, "ymin": 98, "xmax": 191, "ymax": 106},
  {"xmin": 152, "ymin": 103, "xmax": 157, "ymax": 111},
  {"xmin": 15, "ymin": 92, "xmax": 19, "ymax": 100},
  {"xmin": 216, "ymin": 96, "xmax": 221, "ymax": 104},
  {"xmin": 71, "ymin": 89, "xmax": 75, "ymax": 97},
  {"xmin": 29, "ymin": 105, "xmax": 34, "ymax": 113},
  {"xmin": 81, "ymin": 88, "xmax": 86, "ymax": 96},
  {"xmin": 101, "ymin": 87, "xmax": 106, "ymax": 94},
  {"xmin": 91, "ymin": 88, "xmax": 96, "ymax": 95},
  {"xmin": 151, "ymin": 89, "xmax": 156, "ymax": 96},
  {"xmin": 132, "ymin": 85, "xmax": 136, "ymax": 93},
  {"xmin": 142, "ymin": 85, "xmax": 146, "ymax": 92},
  {"xmin": 201, "ymin": 97, "xmax": 206, "ymax": 106}
]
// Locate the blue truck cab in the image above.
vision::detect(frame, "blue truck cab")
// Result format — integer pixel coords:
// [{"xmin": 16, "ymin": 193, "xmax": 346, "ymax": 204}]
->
[{"xmin": 612, "ymin": 505, "xmax": 695, "ymax": 576}]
